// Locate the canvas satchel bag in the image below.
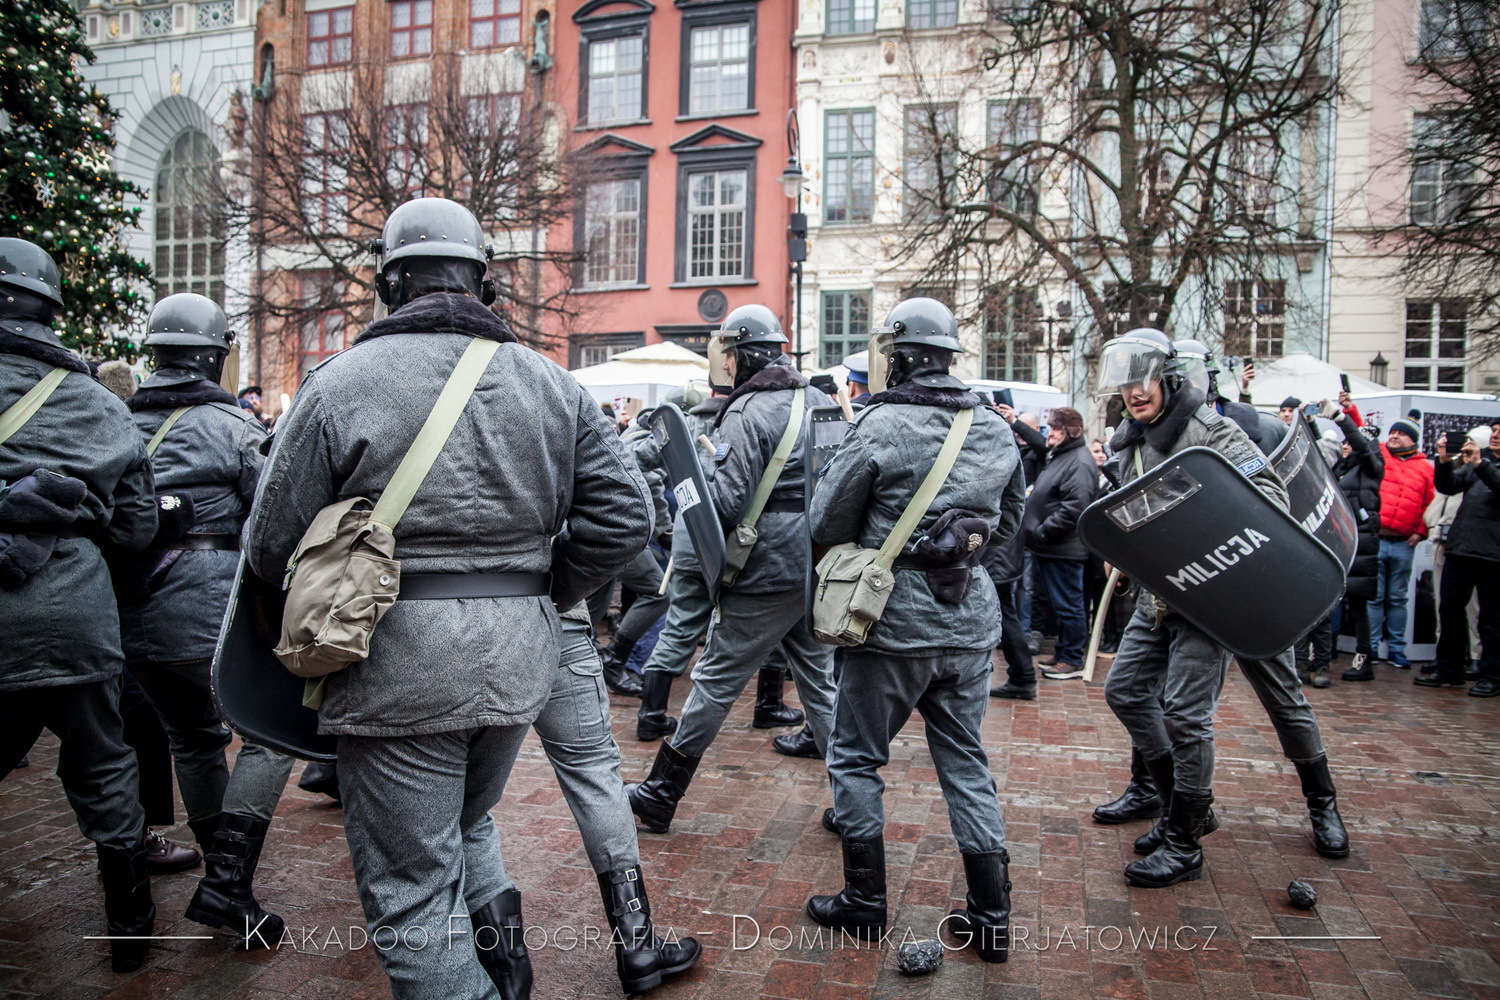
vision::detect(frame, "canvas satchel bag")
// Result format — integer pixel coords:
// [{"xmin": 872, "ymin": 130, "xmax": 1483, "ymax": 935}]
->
[
  {"xmin": 811, "ymin": 406, "xmax": 973, "ymax": 646},
  {"xmin": 721, "ymin": 387, "xmax": 806, "ymax": 586},
  {"xmin": 273, "ymin": 338, "xmax": 500, "ymax": 687}
]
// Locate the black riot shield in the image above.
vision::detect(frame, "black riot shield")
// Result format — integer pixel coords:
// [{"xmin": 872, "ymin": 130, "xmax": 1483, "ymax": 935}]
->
[
  {"xmin": 1077, "ymin": 447, "xmax": 1345, "ymax": 661},
  {"xmin": 1267, "ymin": 415, "xmax": 1358, "ymax": 572},
  {"xmin": 803, "ymin": 404, "xmax": 850, "ymax": 616},
  {"xmin": 211, "ymin": 556, "xmax": 337, "ymax": 762},
  {"xmin": 647, "ymin": 402, "xmax": 726, "ymax": 602}
]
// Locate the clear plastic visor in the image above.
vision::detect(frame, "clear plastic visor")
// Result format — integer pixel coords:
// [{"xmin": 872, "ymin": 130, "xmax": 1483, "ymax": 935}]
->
[
  {"xmin": 866, "ymin": 332, "xmax": 896, "ymax": 395},
  {"xmin": 707, "ymin": 335, "xmax": 735, "ymax": 390},
  {"xmin": 1095, "ymin": 344, "xmax": 1166, "ymax": 399},
  {"xmin": 1175, "ymin": 357, "xmax": 1211, "ymax": 396}
]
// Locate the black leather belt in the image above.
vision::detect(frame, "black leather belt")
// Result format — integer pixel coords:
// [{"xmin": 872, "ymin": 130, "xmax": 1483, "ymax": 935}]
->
[
  {"xmin": 169, "ymin": 533, "xmax": 240, "ymax": 551},
  {"xmin": 398, "ymin": 572, "xmax": 552, "ymax": 601},
  {"xmin": 761, "ymin": 499, "xmax": 804, "ymax": 514}
]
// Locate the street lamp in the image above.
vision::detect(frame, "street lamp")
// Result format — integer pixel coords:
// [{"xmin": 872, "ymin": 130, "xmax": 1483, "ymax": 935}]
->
[
  {"xmin": 1368, "ymin": 352, "xmax": 1388, "ymax": 386},
  {"xmin": 1035, "ymin": 300, "xmax": 1073, "ymax": 387},
  {"xmin": 777, "ymin": 109, "xmax": 808, "ymax": 369}
]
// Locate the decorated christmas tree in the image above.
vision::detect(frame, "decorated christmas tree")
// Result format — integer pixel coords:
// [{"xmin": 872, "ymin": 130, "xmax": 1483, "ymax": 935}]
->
[{"xmin": 0, "ymin": 0, "xmax": 151, "ymax": 359}]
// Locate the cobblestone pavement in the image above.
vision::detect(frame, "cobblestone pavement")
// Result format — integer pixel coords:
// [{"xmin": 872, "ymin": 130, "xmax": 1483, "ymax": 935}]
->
[{"xmin": 3, "ymin": 656, "xmax": 1499, "ymax": 1000}]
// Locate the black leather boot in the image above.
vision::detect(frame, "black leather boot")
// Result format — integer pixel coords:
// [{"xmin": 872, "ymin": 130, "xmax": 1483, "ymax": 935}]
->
[
  {"xmin": 184, "ymin": 813, "xmax": 284, "ymax": 949},
  {"xmin": 1293, "ymin": 755, "xmax": 1350, "ymax": 859},
  {"xmin": 602, "ymin": 642, "xmax": 644, "ymax": 698},
  {"xmin": 752, "ymin": 667, "xmax": 805, "ymax": 728},
  {"xmin": 1124, "ymin": 790, "xmax": 1212, "ymax": 888},
  {"xmin": 772, "ymin": 725, "xmax": 820, "ymax": 759},
  {"xmin": 470, "ymin": 887, "xmax": 532, "ymax": 1000},
  {"xmin": 807, "ymin": 837, "xmax": 887, "ymax": 940},
  {"xmin": 945, "ymin": 850, "xmax": 1011, "ymax": 963},
  {"xmin": 1132, "ymin": 753, "xmax": 1218, "ymax": 855},
  {"xmin": 636, "ymin": 671, "xmax": 678, "ymax": 742},
  {"xmin": 297, "ymin": 761, "xmax": 341, "ymax": 802},
  {"xmin": 1092, "ymin": 747, "xmax": 1163, "ymax": 824},
  {"xmin": 598, "ymin": 867, "xmax": 703, "ymax": 993},
  {"xmin": 97, "ymin": 842, "xmax": 156, "ymax": 973},
  {"xmin": 627, "ymin": 742, "xmax": 700, "ymax": 834},
  {"xmin": 187, "ymin": 814, "xmax": 221, "ymax": 857}
]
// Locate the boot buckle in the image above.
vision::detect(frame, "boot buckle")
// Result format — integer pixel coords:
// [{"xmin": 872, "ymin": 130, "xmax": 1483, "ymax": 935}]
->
[
  {"xmin": 625, "ymin": 868, "xmax": 639, "ymax": 882},
  {"xmin": 626, "ymin": 898, "xmax": 642, "ymax": 912}
]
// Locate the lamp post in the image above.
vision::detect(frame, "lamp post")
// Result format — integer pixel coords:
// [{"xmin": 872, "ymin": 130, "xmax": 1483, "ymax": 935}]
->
[
  {"xmin": 776, "ymin": 109, "xmax": 808, "ymax": 370},
  {"xmin": 1035, "ymin": 300, "xmax": 1073, "ymax": 387},
  {"xmin": 1368, "ymin": 352, "xmax": 1388, "ymax": 387}
]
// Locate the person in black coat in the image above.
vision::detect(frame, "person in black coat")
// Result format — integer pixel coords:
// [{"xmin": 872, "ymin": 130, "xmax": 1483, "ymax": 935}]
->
[
  {"xmin": 1324, "ymin": 396, "xmax": 1383, "ymax": 681},
  {"xmin": 1020, "ymin": 406, "xmax": 1098, "ymax": 677}
]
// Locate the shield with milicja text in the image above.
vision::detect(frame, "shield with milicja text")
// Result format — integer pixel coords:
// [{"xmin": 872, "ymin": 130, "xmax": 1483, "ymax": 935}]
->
[
  {"xmin": 1077, "ymin": 447, "xmax": 1345, "ymax": 660},
  {"xmin": 646, "ymin": 401, "xmax": 726, "ymax": 602}
]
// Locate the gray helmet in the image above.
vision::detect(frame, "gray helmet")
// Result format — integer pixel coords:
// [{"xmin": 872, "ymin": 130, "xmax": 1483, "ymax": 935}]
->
[
  {"xmin": 874, "ymin": 297, "xmax": 962, "ymax": 352},
  {"xmin": 371, "ymin": 198, "xmax": 496, "ymax": 306},
  {"xmin": 1096, "ymin": 327, "xmax": 1178, "ymax": 398},
  {"xmin": 144, "ymin": 292, "xmax": 234, "ymax": 349},
  {"xmin": 1172, "ymin": 338, "xmax": 1217, "ymax": 396},
  {"xmin": 716, "ymin": 304, "xmax": 787, "ymax": 346},
  {"xmin": 663, "ymin": 379, "xmax": 710, "ymax": 412},
  {"xmin": 0, "ymin": 237, "xmax": 64, "ymax": 308}
]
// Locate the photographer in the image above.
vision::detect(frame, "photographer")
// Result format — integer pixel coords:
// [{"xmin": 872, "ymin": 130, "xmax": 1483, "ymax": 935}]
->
[{"xmin": 1417, "ymin": 429, "xmax": 1500, "ymax": 695}]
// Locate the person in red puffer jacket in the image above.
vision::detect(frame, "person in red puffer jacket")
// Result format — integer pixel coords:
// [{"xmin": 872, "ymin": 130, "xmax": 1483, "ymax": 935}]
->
[{"xmin": 1369, "ymin": 416, "xmax": 1435, "ymax": 668}]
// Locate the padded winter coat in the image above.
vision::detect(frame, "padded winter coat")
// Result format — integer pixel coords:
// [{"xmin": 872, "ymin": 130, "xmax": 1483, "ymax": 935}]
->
[
  {"xmin": 1377, "ymin": 444, "xmax": 1435, "ymax": 540},
  {"xmin": 1436, "ymin": 456, "xmax": 1500, "ymax": 564},
  {"xmin": 1021, "ymin": 434, "xmax": 1098, "ymax": 561},
  {"xmin": 1330, "ymin": 415, "xmax": 1382, "ymax": 601}
]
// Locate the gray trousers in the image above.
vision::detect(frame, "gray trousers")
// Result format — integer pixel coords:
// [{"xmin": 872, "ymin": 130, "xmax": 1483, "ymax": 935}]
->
[
  {"xmin": 536, "ymin": 618, "xmax": 640, "ymax": 873},
  {"xmin": 0, "ymin": 680, "xmax": 146, "ymax": 850},
  {"xmin": 827, "ymin": 648, "xmax": 1005, "ymax": 855},
  {"xmin": 1104, "ymin": 609, "xmax": 1230, "ymax": 795},
  {"xmin": 641, "ymin": 551, "xmax": 712, "ymax": 678},
  {"xmin": 220, "ymin": 741, "xmax": 296, "ymax": 821},
  {"xmin": 127, "ymin": 657, "xmax": 232, "ymax": 825},
  {"xmin": 1235, "ymin": 651, "xmax": 1326, "ymax": 763},
  {"xmin": 669, "ymin": 587, "xmax": 836, "ymax": 758},
  {"xmin": 616, "ymin": 547, "xmax": 668, "ymax": 644},
  {"xmin": 340, "ymin": 724, "xmax": 530, "ymax": 1000}
]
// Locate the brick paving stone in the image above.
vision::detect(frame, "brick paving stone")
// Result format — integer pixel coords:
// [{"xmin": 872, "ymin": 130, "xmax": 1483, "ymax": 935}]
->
[{"xmin": 3, "ymin": 658, "xmax": 1499, "ymax": 998}]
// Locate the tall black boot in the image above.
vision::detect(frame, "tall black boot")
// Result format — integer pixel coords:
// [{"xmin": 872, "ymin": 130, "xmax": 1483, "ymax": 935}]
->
[
  {"xmin": 1092, "ymin": 747, "xmax": 1163, "ymax": 824},
  {"xmin": 1124, "ymin": 790, "xmax": 1212, "ymax": 888},
  {"xmin": 626, "ymin": 742, "xmax": 700, "ymax": 834},
  {"xmin": 945, "ymin": 850, "xmax": 1011, "ymax": 963},
  {"xmin": 752, "ymin": 667, "xmax": 805, "ymax": 728},
  {"xmin": 187, "ymin": 813, "xmax": 222, "ymax": 857},
  {"xmin": 1133, "ymin": 753, "xmax": 1218, "ymax": 855},
  {"xmin": 470, "ymin": 887, "xmax": 532, "ymax": 1000},
  {"xmin": 184, "ymin": 813, "xmax": 284, "ymax": 949},
  {"xmin": 636, "ymin": 671, "xmax": 678, "ymax": 742},
  {"xmin": 97, "ymin": 842, "xmax": 156, "ymax": 973},
  {"xmin": 597, "ymin": 867, "xmax": 703, "ymax": 993},
  {"xmin": 772, "ymin": 725, "xmax": 820, "ymax": 759},
  {"xmin": 1293, "ymin": 755, "xmax": 1350, "ymax": 858},
  {"xmin": 602, "ymin": 641, "xmax": 644, "ymax": 698},
  {"xmin": 806, "ymin": 837, "xmax": 887, "ymax": 940}
]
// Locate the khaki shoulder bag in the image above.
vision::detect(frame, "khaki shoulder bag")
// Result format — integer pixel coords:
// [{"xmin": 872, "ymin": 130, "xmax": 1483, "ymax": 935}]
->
[
  {"xmin": 811, "ymin": 406, "xmax": 974, "ymax": 646},
  {"xmin": 274, "ymin": 338, "xmax": 500, "ymax": 693},
  {"xmin": 721, "ymin": 387, "xmax": 806, "ymax": 586}
]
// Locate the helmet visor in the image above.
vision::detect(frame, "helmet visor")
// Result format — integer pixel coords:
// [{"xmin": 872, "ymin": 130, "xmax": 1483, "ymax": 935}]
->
[
  {"xmin": 1096, "ymin": 342, "xmax": 1166, "ymax": 399},
  {"xmin": 707, "ymin": 334, "xmax": 735, "ymax": 390},
  {"xmin": 866, "ymin": 331, "xmax": 896, "ymax": 395},
  {"xmin": 1176, "ymin": 357, "xmax": 1211, "ymax": 396}
]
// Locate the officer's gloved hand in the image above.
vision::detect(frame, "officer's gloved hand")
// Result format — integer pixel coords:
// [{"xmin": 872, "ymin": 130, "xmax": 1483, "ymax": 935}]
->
[{"xmin": 151, "ymin": 493, "xmax": 197, "ymax": 548}]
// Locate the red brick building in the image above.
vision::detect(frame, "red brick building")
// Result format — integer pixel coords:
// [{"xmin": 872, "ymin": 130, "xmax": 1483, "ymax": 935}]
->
[{"xmin": 544, "ymin": 0, "xmax": 797, "ymax": 367}]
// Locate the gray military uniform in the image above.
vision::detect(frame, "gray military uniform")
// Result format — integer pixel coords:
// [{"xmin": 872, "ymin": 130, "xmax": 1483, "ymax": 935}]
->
[
  {"xmin": 1104, "ymin": 390, "xmax": 1290, "ymax": 795},
  {"xmin": 810, "ymin": 385, "xmax": 1025, "ymax": 851},
  {"xmin": 244, "ymin": 294, "xmax": 651, "ymax": 999},
  {"xmin": 1, "ymin": 335, "xmax": 157, "ymax": 851},
  {"xmin": 123, "ymin": 375, "xmax": 272, "ymax": 829},
  {"xmin": 666, "ymin": 360, "xmax": 837, "ymax": 758}
]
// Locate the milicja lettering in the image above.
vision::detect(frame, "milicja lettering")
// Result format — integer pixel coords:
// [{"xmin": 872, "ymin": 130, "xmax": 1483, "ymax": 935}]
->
[{"xmin": 1165, "ymin": 528, "xmax": 1272, "ymax": 591}]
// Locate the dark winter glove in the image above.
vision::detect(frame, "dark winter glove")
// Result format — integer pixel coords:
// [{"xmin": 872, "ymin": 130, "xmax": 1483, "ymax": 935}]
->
[
  {"xmin": 150, "ymin": 493, "xmax": 196, "ymax": 549},
  {"xmin": 0, "ymin": 531, "xmax": 57, "ymax": 589},
  {"xmin": 0, "ymin": 469, "xmax": 88, "ymax": 530},
  {"xmin": 915, "ymin": 509, "xmax": 992, "ymax": 606}
]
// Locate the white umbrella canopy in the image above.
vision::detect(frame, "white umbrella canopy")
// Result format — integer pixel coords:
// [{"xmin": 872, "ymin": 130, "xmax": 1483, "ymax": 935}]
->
[
  {"xmin": 1239, "ymin": 352, "xmax": 1385, "ymax": 408},
  {"xmin": 570, "ymin": 341, "xmax": 711, "ymax": 407}
]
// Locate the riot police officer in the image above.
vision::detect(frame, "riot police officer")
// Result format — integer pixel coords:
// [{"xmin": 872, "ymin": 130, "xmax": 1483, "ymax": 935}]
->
[
  {"xmin": 0, "ymin": 238, "xmax": 159, "ymax": 972},
  {"xmin": 244, "ymin": 198, "xmax": 654, "ymax": 999},
  {"xmin": 1092, "ymin": 338, "xmax": 1350, "ymax": 861},
  {"xmin": 627, "ymin": 305, "xmax": 837, "ymax": 834},
  {"xmin": 805, "ymin": 298, "xmax": 1025, "ymax": 960}
]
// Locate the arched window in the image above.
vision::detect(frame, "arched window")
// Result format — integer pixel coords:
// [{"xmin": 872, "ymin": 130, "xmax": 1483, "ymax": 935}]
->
[{"xmin": 154, "ymin": 130, "xmax": 225, "ymax": 303}]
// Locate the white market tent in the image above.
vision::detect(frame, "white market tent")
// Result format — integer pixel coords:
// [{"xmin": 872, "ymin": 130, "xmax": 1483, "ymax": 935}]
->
[
  {"xmin": 1240, "ymin": 352, "xmax": 1385, "ymax": 408},
  {"xmin": 570, "ymin": 341, "xmax": 711, "ymax": 407}
]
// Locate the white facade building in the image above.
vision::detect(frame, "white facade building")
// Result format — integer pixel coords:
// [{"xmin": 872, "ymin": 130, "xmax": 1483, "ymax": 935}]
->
[{"xmin": 77, "ymin": 0, "xmax": 256, "ymax": 344}]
